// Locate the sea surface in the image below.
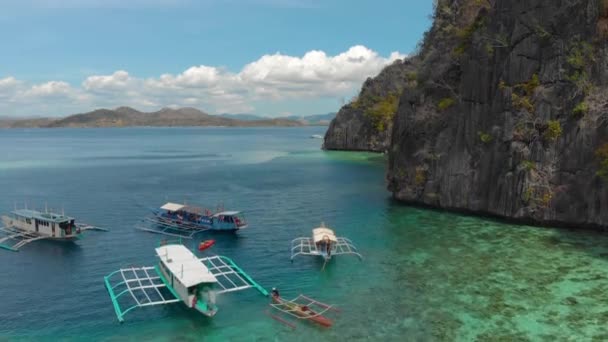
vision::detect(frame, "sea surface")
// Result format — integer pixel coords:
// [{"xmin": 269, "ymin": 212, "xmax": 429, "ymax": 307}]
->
[{"xmin": 1, "ymin": 127, "xmax": 608, "ymax": 341}]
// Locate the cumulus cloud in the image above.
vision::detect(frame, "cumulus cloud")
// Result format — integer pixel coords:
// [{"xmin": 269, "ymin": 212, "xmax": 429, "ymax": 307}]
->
[
  {"xmin": 0, "ymin": 76, "xmax": 21, "ymax": 89},
  {"xmin": 23, "ymin": 81, "xmax": 73, "ymax": 97},
  {"xmin": 1, "ymin": 45, "xmax": 405, "ymax": 117},
  {"xmin": 83, "ymin": 70, "xmax": 134, "ymax": 92},
  {"xmin": 0, "ymin": 76, "xmax": 22, "ymax": 100}
]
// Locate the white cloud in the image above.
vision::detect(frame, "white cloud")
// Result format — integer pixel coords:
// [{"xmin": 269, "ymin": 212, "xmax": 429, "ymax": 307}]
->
[
  {"xmin": 0, "ymin": 76, "xmax": 21, "ymax": 89},
  {"xmin": 1, "ymin": 45, "xmax": 405, "ymax": 117},
  {"xmin": 24, "ymin": 81, "xmax": 73, "ymax": 97},
  {"xmin": 0, "ymin": 76, "xmax": 22, "ymax": 100},
  {"xmin": 83, "ymin": 70, "xmax": 133, "ymax": 92},
  {"xmin": 173, "ymin": 66, "xmax": 222, "ymax": 87}
]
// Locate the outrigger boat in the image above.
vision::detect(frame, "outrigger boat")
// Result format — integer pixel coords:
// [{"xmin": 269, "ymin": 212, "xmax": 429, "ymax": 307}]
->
[
  {"xmin": 104, "ymin": 241, "xmax": 268, "ymax": 322},
  {"xmin": 291, "ymin": 223, "xmax": 362, "ymax": 265},
  {"xmin": 0, "ymin": 205, "xmax": 106, "ymax": 252},
  {"xmin": 136, "ymin": 202, "xmax": 248, "ymax": 238},
  {"xmin": 266, "ymin": 289, "xmax": 338, "ymax": 329}
]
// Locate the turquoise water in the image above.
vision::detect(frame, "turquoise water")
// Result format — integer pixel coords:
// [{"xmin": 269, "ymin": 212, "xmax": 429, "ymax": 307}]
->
[{"xmin": 1, "ymin": 127, "xmax": 608, "ymax": 341}]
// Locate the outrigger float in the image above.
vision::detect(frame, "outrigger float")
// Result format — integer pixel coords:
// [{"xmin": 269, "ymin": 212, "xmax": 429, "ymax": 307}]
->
[
  {"xmin": 291, "ymin": 223, "xmax": 363, "ymax": 264},
  {"xmin": 104, "ymin": 241, "xmax": 267, "ymax": 322},
  {"xmin": 136, "ymin": 202, "xmax": 248, "ymax": 238},
  {"xmin": 0, "ymin": 206, "xmax": 106, "ymax": 252},
  {"xmin": 266, "ymin": 289, "xmax": 339, "ymax": 329}
]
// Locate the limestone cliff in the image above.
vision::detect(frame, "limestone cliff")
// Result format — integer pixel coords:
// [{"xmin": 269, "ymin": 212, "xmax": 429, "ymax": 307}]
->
[
  {"xmin": 323, "ymin": 59, "xmax": 417, "ymax": 152},
  {"xmin": 387, "ymin": 0, "xmax": 608, "ymax": 228}
]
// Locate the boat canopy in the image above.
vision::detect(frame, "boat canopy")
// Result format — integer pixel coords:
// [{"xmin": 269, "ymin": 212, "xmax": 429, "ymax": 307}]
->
[
  {"xmin": 161, "ymin": 203, "xmax": 185, "ymax": 212},
  {"xmin": 155, "ymin": 244, "xmax": 217, "ymax": 287},
  {"xmin": 213, "ymin": 211, "xmax": 240, "ymax": 217},
  {"xmin": 182, "ymin": 205, "xmax": 204, "ymax": 214},
  {"xmin": 12, "ymin": 209, "xmax": 73, "ymax": 223},
  {"xmin": 313, "ymin": 227, "xmax": 337, "ymax": 243}
]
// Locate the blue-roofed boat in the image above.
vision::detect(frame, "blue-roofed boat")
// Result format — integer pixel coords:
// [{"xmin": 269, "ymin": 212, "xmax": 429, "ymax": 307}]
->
[
  {"xmin": 0, "ymin": 206, "xmax": 106, "ymax": 251},
  {"xmin": 136, "ymin": 202, "xmax": 248, "ymax": 238}
]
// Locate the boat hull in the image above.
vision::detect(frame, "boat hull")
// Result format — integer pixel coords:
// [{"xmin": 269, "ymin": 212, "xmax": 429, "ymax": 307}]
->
[
  {"xmin": 157, "ymin": 260, "xmax": 219, "ymax": 318},
  {"xmin": 194, "ymin": 301, "xmax": 218, "ymax": 317}
]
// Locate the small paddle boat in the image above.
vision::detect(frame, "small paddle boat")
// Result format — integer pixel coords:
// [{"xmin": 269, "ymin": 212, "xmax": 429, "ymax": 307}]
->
[
  {"xmin": 198, "ymin": 239, "xmax": 215, "ymax": 251},
  {"xmin": 266, "ymin": 288, "xmax": 338, "ymax": 329}
]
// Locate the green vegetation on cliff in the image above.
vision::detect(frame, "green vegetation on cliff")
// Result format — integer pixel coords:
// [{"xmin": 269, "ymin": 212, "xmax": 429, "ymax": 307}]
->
[
  {"xmin": 596, "ymin": 143, "xmax": 608, "ymax": 180},
  {"xmin": 351, "ymin": 92, "xmax": 401, "ymax": 133}
]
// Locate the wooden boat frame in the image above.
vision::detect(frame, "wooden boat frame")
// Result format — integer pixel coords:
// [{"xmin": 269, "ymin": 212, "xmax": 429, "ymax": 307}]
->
[
  {"xmin": 266, "ymin": 294, "xmax": 339, "ymax": 329},
  {"xmin": 135, "ymin": 216, "xmax": 210, "ymax": 239},
  {"xmin": 290, "ymin": 236, "xmax": 362, "ymax": 261}
]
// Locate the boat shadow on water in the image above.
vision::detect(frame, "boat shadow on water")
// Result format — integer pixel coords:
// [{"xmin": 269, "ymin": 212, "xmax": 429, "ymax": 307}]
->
[{"xmin": 23, "ymin": 239, "xmax": 84, "ymax": 255}]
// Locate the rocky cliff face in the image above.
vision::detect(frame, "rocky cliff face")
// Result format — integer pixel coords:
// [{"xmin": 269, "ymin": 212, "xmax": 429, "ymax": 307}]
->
[
  {"xmin": 323, "ymin": 59, "xmax": 418, "ymax": 152},
  {"xmin": 387, "ymin": 0, "xmax": 608, "ymax": 228}
]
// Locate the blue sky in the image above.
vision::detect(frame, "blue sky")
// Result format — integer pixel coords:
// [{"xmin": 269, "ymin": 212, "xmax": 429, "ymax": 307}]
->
[{"xmin": 0, "ymin": 0, "xmax": 433, "ymax": 117}]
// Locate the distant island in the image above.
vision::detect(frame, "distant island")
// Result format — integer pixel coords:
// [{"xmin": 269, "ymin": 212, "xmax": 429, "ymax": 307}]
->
[
  {"xmin": 219, "ymin": 112, "xmax": 335, "ymax": 125},
  {"xmin": 0, "ymin": 107, "xmax": 336, "ymax": 128}
]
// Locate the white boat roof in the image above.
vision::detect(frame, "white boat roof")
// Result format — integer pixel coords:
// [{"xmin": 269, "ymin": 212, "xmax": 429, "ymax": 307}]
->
[
  {"xmin": 155, "ymin": 244, "xmax": 217, "ymax": 287},
  {"xmin": 161, "ymin": 203, "xmax": 185, "ymax": 211},
  {"xmin": 213, "ymin": 211, "xmax": 240, "ymax": 216},
  {"xmin": 313, "ymin": 227, "xmax": 337, "ymax": 243}
]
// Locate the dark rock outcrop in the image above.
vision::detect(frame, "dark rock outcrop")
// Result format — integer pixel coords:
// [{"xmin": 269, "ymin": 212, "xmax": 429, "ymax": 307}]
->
[
  {"xmin": 387, "ymin": 0, "xmax": 608, "ymax": 228},
  {"xmin": 323, "ymin": 59, "xmax": 418, "ymax": 152}
]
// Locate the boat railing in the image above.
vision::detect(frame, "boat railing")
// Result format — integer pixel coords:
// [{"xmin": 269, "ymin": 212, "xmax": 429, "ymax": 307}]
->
[{"xmin": 158, "ymin": 237, "xmax": 184, "ymax": 247}]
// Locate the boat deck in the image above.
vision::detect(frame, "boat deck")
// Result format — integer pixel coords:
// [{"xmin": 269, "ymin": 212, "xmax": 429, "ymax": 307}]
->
[{"xmin": 135, "ymin": 217, "xmax": 210, "ymax": 239}]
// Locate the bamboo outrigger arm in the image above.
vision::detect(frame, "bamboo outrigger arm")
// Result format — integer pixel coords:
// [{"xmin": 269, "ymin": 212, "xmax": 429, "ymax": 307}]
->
[
  {"xmin": 104, "ymin": 266, "xmax": 181, "ymax": 323},
  {"xmin": 290, "ymin": 237, "xmax": 363, "ymax": 260},
  {"xmin": 0, "ymin": 226, "xmax": 49, "ymax": 252}
]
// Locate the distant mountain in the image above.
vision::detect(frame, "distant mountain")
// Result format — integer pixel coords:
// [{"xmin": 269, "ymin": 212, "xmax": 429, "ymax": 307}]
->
[
  {"xmin": 219, "ymin": 112, "xmax": 336, "ymax": 125},
  {"xmin": 0, "ymin": 117, "xmax": 56, "ymax": 128},
  {"xmin": 219, "ymin": 113, "xmax": 265, "ymax": 121},
  {"xmin": 0, "ymin": 107, "xmax": 305, "ymax": 128},
  {"xmin": 285, "ymin": 113, "xmax": 336, "ymax": 125}
]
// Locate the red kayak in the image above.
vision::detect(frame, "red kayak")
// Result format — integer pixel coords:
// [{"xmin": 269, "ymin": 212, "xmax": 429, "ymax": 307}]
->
[{"xmin": 198, "ymin": 239, "xmax": 215, "ymax": 251}]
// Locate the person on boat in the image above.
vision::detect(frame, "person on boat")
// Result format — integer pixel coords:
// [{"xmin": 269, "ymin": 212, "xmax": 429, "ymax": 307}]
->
[
  {"xmin": 271, "ymin": 287, "xmax": 280, "ymax": 298},
  {"xmin": 326, "ymin": 241, "xmax": 331, "ymax": 257}
]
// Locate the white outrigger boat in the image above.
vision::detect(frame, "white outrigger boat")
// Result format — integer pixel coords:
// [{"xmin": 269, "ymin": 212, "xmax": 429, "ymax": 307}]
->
[
  {"xmin": 104, "ymin": 242, "xmax": 268, "ymax": 322},
  {"xmin": 291, "ymin": 223, "xmax": 362, "ymax": 264},
  {"xmin": 0, "ymin": 206, "xmax": 106, "ymax": 252}
]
